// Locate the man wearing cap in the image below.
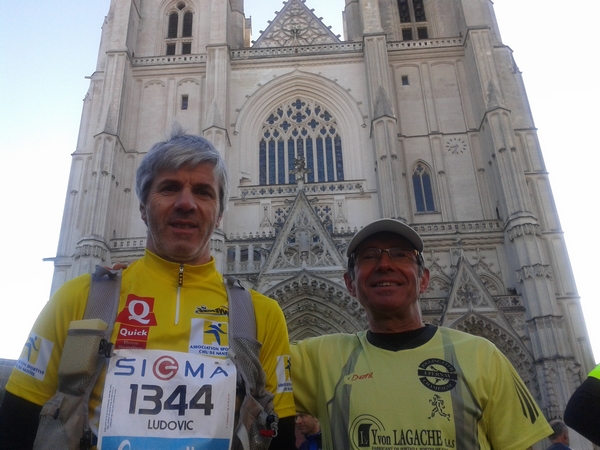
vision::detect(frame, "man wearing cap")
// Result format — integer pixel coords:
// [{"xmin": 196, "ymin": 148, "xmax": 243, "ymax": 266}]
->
[{"xmin": 290, "ymin": 218, "xmax": 552, "ymax": 450}]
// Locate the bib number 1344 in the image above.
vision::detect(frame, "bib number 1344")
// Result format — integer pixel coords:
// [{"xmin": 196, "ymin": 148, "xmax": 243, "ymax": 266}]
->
[
  {"xmin": 98, "ymin": 349, "xmax": 236, "ymax": 449},
  {"xmin": 128, "ymin": 383, "xmax": 214, "ymax": 416}
]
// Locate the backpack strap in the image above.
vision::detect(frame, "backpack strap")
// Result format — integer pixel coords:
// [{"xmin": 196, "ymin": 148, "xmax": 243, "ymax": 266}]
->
[
  {"xmin": 86, "ymin": 266, "xmax": 122, "ymax": 326},
  {"xmin": 225, "ymin": 276, "xmax": 256, "ymax": 341},
  {"xmin": 224, "ymin": 276, "xmax": 278, "ymax": 450},
  {"xmin": 80, "ymin": 266, "xmax": 122, "ymax": 447},
  {"xmin": 33, "ymin": 266, "xmax": 122, "ymax": 450}
]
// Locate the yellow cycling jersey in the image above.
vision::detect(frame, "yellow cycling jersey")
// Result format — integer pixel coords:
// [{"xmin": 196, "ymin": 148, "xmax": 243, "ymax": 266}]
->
[{"xmin": 7, "ymin": 250, "xmax": 295, "ymax": 431}]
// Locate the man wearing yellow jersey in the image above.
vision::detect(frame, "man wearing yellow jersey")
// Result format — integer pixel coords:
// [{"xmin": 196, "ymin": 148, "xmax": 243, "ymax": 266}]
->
[
  {"xmin": 291, "ymin": 218, "xmax": 552, "ymax": 450},
  {"xmin": 0, "ymin": 132, "xmax": 296, "ymax": 449}
]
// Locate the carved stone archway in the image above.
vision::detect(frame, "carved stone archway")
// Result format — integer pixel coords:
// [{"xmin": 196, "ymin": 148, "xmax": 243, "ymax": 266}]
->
[{"xmin": 265, "ymin": 270, "xmax": 367, "ymax": 340}]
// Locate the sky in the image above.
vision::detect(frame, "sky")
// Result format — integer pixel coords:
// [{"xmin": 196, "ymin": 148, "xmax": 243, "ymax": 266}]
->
[{"xmin": 0, "ymin": 0, "xmax": 598, "ymax": 362}]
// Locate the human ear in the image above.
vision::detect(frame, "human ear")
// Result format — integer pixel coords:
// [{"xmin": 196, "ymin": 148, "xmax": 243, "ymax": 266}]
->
[
  {"xmin": 139, "ymin": 203, "xmax": 147, "ymax": 225},
  {"xmin": 344, "ymin": 272, "xmax": 357, "ymax": 297},
  {"xmin": 419, "ymin": 268, "xmax": 430, "ymax": 294}
]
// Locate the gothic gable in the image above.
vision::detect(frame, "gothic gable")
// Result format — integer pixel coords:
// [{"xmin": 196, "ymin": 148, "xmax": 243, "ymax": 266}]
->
[
  {"xmin": 252, "ymin": 0, "xmax": 341, "ymax": 48},
  {"xmin": 424, "ymin": 252, "xmax": 452, "ymax": 298},
  {"xmin": 443, "ymin": 255, "xmax": 497, "ymax": 317},
  {"xmin": 442, "ymin": 254, "xmax": 515, "ymax": 333},
  {"xmin": 255, "ymin": 190, "xmax": 347, "ymax": 293},
  {"xmin": 439, "ymin": 254, "xmax": 537, "ymax": 389}
]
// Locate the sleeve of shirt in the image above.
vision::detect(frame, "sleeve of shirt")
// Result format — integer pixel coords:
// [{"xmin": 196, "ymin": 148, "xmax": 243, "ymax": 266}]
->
[
  {"xmin": 564, "ymin": 370, "xmax": 600, "ymax": 445},
  {"xmin": 483, "ymin": 346, "xmax": 552, "ymax": 450},
  {"xmin": 0, "ymin": 391, "xmax": 42, "ymax": 449},
  {"xmin": 289, "ymin": 338, "xmax": 318, "ymax": 416},
  {"xmin": 5, "ymin": 275, "xmax": 91, "ymax": 406},
  {"xmin": 251, "ymin": 291, "xmax": 296, "ymax": 420}
]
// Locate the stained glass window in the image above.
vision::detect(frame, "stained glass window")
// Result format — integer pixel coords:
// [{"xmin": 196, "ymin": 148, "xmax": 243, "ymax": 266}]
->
[
  {"xmin": 398, "ymin": 0, "xmax": 411, "ymax": 23},
  {"xmin": 398, "ymin": 0, "xmax": 428, "ymax": 41},
  {"xmin": 182, "ymin": 12, "xmax": 193, "ymax": 37},
  {"xmin": 165, "ymin": 4, "xmax": 193, "ymax": 55},
  {"xmin": 325, "ymin": 136, "xmax": 334, "ymax": 181},
  {"xmin": 413, "ymin": 0, "xmax": 426, "ymax": 21},
  {"xmin": 288, "ymin": 139, "xmax": 296, "ymax": 184},
  {"xmin": 259, "ymin": 99, "xmax": 345, "ymax": 185},
  {"xmin": 316, "ymin": 137, "xmax": 325, "ymax": 182},
  {"xmin": 334, "ymin": 137, "xmax": 344, "ymax": 180},
  {"xmin": 412, "ymin": 163, "xmax": 436, "ymax": 212},
  {"xmin": 259, "ymin": 140, "xmax": 267, "ymax": 185},
  {"xmin": 268, "ymin": 140, "xmax": 276, "ymax": 185},
  {"xmin": 168, "ymin": 13, "xmax": 178, "ymax": 38},
  {"xmin": 277, "ymin": 140, "xmax": 285, "ymax": 184},
  {"xmin": 306, "ymin": 138, "xmax": 314, "ymax": 183}
]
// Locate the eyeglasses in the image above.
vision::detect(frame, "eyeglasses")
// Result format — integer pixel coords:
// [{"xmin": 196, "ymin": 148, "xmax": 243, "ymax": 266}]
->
[{"xmin": 352, "ymin": 247, "xmax": 419, "ymax": 266}]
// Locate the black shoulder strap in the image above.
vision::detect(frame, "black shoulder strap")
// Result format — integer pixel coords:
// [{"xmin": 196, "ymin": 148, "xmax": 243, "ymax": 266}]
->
[{"xmin": 224, "ymin": 276, "xmax": 255, "ymax": 341}]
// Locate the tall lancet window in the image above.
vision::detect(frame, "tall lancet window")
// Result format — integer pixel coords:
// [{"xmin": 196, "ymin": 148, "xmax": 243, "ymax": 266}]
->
[
  {"xmin": 165, "ymin": 2, "xmax": 193, "ymax": 55},
  {"xmin": 259, "ymin": 99, "xmax": 345, "ymax": 186},
  {"xmin": 412, "ymin": 163, "xmax": 436, "ymax": 213},
  {"xmin": 398, "ymin": 0, "xmax": 428, "ymax": 40}
]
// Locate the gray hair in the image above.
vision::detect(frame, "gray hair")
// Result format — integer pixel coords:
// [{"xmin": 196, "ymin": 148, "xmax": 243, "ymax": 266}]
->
[
  {"xmin": 135, "ymin": 132, "xmax": 229, "ymax": 216},
  {"xmin": 549, "ymin": 420, "xmax": 568, "ymax": 441}
]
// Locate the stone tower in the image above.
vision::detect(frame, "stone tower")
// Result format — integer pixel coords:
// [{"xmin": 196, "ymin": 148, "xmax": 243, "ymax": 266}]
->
[{"xmin": 50, "ymin": 0, "xmax": 595, "ymax": 445}]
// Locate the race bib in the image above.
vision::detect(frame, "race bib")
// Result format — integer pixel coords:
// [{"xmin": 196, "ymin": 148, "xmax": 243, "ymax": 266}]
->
[{"xmin": 98, "ymin": 349, "xmax": 236, "ymax": 450}]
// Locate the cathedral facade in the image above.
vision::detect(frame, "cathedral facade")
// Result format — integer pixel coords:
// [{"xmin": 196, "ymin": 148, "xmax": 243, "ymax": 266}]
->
[{"xmin": 50, "ymin": 0, "xmax": 595, "ymax": 444}]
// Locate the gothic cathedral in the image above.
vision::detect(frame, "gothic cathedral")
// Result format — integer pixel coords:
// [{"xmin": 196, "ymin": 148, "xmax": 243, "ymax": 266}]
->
[{"xmin": 51, "ymin": 0, "xmax": 595, "ymax": 443}]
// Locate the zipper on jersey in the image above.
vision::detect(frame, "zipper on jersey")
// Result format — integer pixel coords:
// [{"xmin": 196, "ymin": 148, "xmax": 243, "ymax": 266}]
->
[{"xmin": 175, "ymin": 264, "xmax": 184, "ymax": 324}]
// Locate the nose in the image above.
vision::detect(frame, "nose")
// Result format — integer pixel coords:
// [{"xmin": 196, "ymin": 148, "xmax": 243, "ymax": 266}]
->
[
  {"xmin": 174, "ymin": 188, "xmax": 196, "ymax": 211},
  {"xmin": 375, "ymin": 250, "xmax": 394, "ymax": 269}
]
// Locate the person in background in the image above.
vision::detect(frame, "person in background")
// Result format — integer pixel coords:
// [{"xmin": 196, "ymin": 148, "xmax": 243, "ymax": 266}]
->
[
  {"xmin": 564, "ymin": 363, "xmax": 600, "ymax": 445},
  {"xmin": 296, "ymin": 413, "xmax": 322, "ymax": 450},
  {"xmin": 290, "ymin": 218, "xmax": 553, "ymax": 450},
  {"xmin": 545, "ymin": 420, "xmax": 571, "ymax": 449},
  {"xmin": 0, "ymin": 132, "xmax": 296, "ymax": 450}
]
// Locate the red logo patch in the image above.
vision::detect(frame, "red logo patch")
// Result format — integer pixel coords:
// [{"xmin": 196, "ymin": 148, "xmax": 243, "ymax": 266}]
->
[
  {"xmin": 115, "ymin": 294, "xmax": 157, "ymax": 349},
  {"xmin": 116, "ymin": 295, "xmax": 157, "ymax": 326}
]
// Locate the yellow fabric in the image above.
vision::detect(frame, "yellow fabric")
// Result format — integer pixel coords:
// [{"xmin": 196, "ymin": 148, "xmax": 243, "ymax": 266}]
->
[
  {"xmin": 7, "ymin": 250, "xmax": 295, "ymax": 429},
  {"xmin": 291, "ymin": 327, "xmax": 551, "ymax": 450},
  {"xmin": 589, "ymin": 363, "xmax": 600, "ymax": 380}
]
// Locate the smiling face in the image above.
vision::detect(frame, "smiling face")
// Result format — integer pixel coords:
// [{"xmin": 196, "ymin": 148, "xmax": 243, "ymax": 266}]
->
[
  {"xmin": 140, "ymin": 163, "xmax": 222, "ymax": 265},
  {"xmin": 344, "ymin": 231, "xmax": 430, "ymax": 332}
]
